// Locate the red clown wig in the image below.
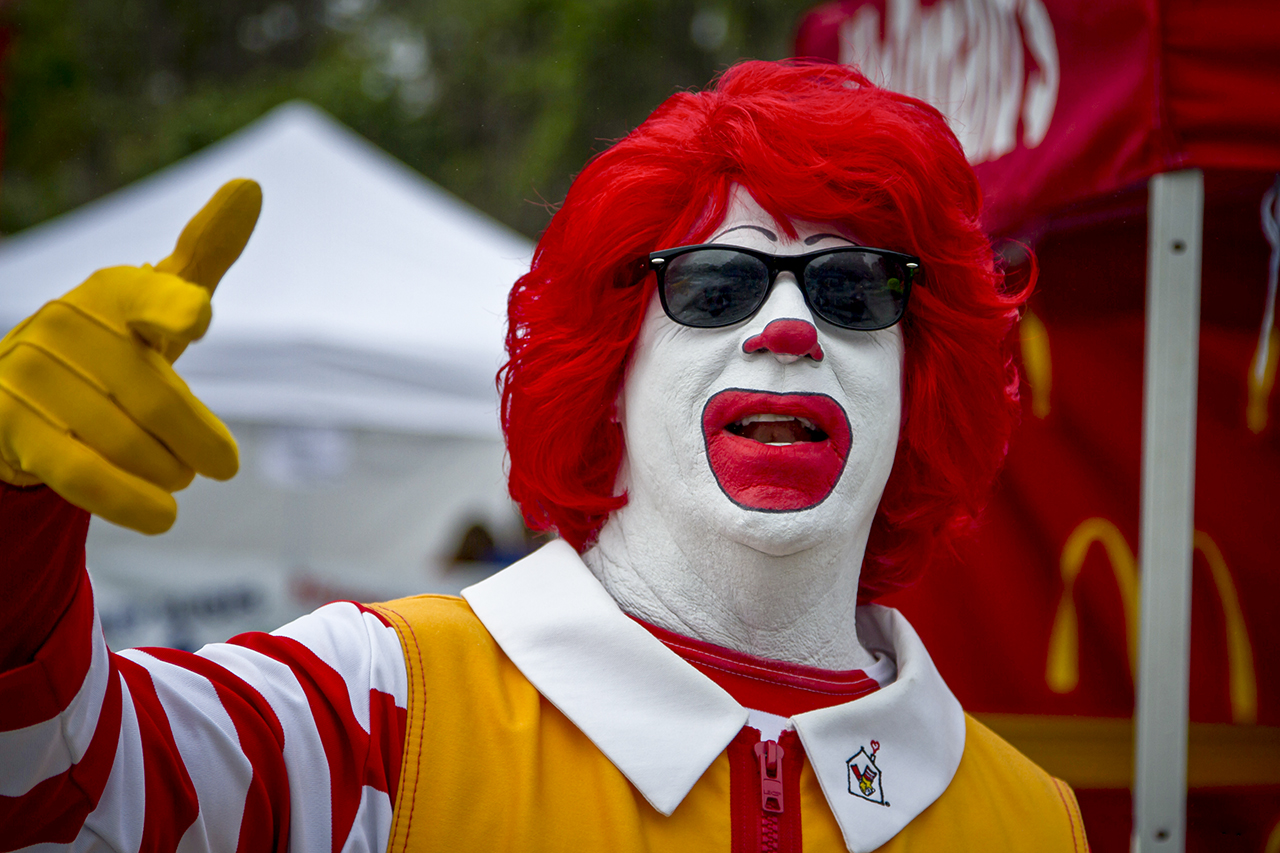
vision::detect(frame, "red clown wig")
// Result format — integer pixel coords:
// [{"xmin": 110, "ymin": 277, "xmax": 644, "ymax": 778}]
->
[{"xmin": 501, "ymin": 60, "xmax": 1030, "ymax": 599}]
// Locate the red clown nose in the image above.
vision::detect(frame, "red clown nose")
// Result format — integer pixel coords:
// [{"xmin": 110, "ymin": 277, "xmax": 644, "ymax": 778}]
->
[{"xmin": 743, "ymin": 319, "xmax": 824, "ymax": 362}]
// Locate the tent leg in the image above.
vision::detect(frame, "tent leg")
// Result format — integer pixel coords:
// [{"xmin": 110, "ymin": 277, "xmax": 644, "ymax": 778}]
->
[{"xmin": 1132, "ymin": 169, "xmax": 1203, "ymax": 853}]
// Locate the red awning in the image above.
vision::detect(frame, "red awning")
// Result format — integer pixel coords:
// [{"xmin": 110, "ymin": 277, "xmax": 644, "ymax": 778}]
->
[
  {"xmin": 795, "ymin": 0, "xmax": 1280, "ymax": 235},
  {"xmin": 796, "ymin": 5, "xmax": 1280, "ymax": 847}
]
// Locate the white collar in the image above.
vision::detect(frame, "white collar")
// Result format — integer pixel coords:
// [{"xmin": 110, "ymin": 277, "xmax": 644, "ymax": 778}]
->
[{"xmin": 462, "ymin": 541, "xmax": 966, "ymax": 853}]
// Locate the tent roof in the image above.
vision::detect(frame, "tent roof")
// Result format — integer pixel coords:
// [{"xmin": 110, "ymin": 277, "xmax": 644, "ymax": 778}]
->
[
  {"xmin": 795, "ymin": 0, "xmax": 1280, "ymax": 236},
  {"xmin": 0, "ymin": 101, "xmax": 533, "ymax": 435}
]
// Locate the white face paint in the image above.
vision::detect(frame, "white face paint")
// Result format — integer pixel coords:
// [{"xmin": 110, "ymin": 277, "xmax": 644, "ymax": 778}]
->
[
  {"xmin": 584, "ymin": 186, "xmax": 904, "ymax": 667},
  {"xmin": 616, "ymin": 187, "xmax": 904, "ymax": 557}
]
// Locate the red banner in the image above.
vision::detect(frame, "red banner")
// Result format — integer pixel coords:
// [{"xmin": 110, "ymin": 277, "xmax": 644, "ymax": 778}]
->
[
  {"xmin": 795, "ymin": 0, "xmax": 1280, "ymax": 235},
  {"xmin": 796, "ymin": 3, "xmax": 1280, "ymax": 848},
  {"xmin": 879, "ymin": 179, "xmax": 1280, "ymax": 726},
  {"xmin": 879, "ymin": 191, "xmax": 1280, "ymax": 849}
]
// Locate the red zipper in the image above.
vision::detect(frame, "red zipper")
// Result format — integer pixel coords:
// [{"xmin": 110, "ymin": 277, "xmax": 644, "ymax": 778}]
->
[
  {"xmin": 754, "ymin": 740, "xmax": 784, "ymax": 852},
  {"xmin": 729, "ymin": 728, "xmax": 804, "ymax": 853}
]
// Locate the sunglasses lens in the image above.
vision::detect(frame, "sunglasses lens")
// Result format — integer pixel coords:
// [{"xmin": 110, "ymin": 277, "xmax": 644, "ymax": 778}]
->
[
  {"xmin": 804, "ymin": 251, "xmax": 909, "ymax": 330},
  {"xmin": 662, "ymin": 249, "xmax": 770, "ymax": 327}
]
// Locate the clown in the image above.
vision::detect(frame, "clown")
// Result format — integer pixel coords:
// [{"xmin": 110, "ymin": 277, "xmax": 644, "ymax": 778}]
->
[{"xmin": 0, "ymin": 62, "xmax": 1087, "ymax": 851}]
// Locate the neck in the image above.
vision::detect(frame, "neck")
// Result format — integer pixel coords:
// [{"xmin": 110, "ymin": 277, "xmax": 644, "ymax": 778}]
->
[{"xmin": 581, "ymin": 495, "xmax": 878, "ymax": 671}]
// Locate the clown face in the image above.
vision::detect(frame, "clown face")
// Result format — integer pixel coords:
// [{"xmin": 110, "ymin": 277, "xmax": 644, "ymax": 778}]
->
[{"xmin": 616, "ymin": 187, "xmax": 904, "ymax": 559}]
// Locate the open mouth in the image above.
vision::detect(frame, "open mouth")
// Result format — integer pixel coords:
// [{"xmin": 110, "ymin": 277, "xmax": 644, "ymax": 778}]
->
[
  {"xmin": 701, "ymin": 389, "xmax": 852, "ymax": 512},
  {"xmin": 724, "ymin": 413, "xmax": 829, "ymax": 445}
]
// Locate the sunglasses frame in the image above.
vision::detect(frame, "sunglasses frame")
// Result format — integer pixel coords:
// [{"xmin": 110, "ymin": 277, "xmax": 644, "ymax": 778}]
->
[{"xmin": 647, "ymin": 243, "xmax": 922, "ymax": 331}]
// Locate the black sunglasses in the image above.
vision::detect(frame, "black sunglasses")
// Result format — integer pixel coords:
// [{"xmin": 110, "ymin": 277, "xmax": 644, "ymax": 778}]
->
[{"xmin": 647, "ymin": 244, "xmax": 920, "ymax": 331}]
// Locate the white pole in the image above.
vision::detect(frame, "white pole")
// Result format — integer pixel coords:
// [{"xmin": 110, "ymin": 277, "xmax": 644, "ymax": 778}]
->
[{"xmin": 1132, "ymin": 168, "xmax": 1203, "ymax": 853}]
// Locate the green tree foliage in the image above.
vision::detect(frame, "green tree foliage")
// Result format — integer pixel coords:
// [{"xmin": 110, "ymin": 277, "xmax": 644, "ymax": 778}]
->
[{"xmin": 1, "ymin": 0, "xmax": 814, "ymax": 238}]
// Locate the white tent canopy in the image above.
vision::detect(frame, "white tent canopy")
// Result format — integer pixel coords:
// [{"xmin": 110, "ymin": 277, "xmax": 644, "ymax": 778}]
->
[
  {"xmin": 0, "ymin": 100, "xmax": 533, "ymax": 436},
  {"xmin": 0, "ymin": 103, "xmax": 535, "ymax": 650}
]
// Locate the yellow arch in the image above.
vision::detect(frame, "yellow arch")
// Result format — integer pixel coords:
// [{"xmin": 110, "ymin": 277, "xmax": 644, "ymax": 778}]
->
[
  {"xmin": 1019, "ymin": 310, "xmax": 1052, "ymax": 419},
  {"xmin": 1046, "ymin": 518, "xmax": 1139, "ymax": 693},
  {"xmin": 1192, "ymin": 531, "xmax": 1258, "ymax": 724},
  {"xmin": 1248, "ymin": 327, "xmax": 1277, "ymax": 434},
  {"xmin": 1045, "ymin": 522, "xmax": 1257, "ymax": 724}
]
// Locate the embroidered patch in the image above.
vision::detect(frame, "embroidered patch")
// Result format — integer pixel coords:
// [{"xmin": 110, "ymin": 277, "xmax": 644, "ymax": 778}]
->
[{"xmin": 846, "ymin": 740, "xmax": 889, "ymax": 806}]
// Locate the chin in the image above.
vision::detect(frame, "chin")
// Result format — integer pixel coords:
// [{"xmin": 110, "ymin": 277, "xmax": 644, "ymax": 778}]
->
[{"xmin": 685, "ymin": 486, "xmax": 864, "ymax": 558}]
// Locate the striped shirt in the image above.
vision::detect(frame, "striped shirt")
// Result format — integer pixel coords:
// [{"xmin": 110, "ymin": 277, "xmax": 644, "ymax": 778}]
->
[
  {"xmin": 0, "ymin": 485, "xmax": 905, "ymax": 853},
  {"xmin": 0, "ymin": 484, "xmax": 410, "ymax": 853}
]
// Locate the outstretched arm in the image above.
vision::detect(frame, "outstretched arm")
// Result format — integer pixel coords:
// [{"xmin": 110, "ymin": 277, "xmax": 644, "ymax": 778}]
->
[
  {"xmin": 0, "ymin": 184, "xmax": 409, "ymax": 851},
  {"xmin": 0, "ymin": 483, "xmax": 409, "ymax": 851}
]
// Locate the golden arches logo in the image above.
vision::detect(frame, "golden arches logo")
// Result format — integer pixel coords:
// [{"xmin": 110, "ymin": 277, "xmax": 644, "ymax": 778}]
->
[
  {"xmin": 1045, "ymin": 519, "xmax": 1257, "ymax": 724},
  {"xmin": 1046, "ymin": 519, "xmax": 1139, "ymax": 693}
]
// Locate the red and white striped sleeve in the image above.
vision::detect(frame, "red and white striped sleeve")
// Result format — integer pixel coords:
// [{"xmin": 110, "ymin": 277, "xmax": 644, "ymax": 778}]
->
[{"xmin": 0, "ymin": 485, "xmax": 410, "ymax": 853}]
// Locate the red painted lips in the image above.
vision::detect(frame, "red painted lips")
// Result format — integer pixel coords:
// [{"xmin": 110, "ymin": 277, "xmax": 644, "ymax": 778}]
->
[{"xmin": 701, "ymin": 389, "xmax": 852, "ymax": 512}]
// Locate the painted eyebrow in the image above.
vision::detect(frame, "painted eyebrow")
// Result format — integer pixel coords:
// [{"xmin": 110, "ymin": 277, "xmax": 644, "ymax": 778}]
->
[
  {"xmin": 711, "ymin": 224, "xmax": 778, "ymax": 242},
  {"xmin": 804, "ymin": 232, "xmax": 854, "ymax": 245}
]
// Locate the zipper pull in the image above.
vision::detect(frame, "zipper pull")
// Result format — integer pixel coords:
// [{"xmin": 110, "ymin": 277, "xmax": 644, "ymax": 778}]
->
[{"xmin": 753, "ymin": 740, "xmax": 785, "ymax": 813}]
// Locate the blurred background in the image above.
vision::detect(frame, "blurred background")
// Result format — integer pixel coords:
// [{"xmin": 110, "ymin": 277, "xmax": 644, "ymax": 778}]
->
[
  {"xmin": 2, "ymin": 1, "xmax": 1278, "ymax": 849},
  {"xmin": 0, "ymin": 0, "xmax": 816, "ymax": 652},
  {"xmin": 0, "ymin": 0, "xmax": 813, "ymax": 240}
]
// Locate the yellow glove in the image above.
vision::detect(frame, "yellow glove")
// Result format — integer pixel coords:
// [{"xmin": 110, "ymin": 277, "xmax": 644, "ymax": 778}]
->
[{"xmin": 0, "ymin": 179, "xmax": 262, "ymax": 534}]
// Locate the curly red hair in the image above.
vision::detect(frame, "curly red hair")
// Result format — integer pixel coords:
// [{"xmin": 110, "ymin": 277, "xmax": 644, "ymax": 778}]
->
[{"xmin": 501, "ymin": 60, "xmax": 1030, "ymax": 599}]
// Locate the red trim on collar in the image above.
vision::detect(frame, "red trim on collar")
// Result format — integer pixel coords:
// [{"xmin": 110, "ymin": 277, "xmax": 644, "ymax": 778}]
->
[{"xmin": 632, "ymin": 617, "xmax": 880, "ymax": 717}]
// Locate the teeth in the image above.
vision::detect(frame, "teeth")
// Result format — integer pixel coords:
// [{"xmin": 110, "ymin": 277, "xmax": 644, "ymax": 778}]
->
[{"xmin": 737, "ymin": 413, "xmax": 818, "ymax": 429}]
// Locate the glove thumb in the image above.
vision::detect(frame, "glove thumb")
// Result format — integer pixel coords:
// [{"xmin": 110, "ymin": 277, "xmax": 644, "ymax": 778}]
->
[{"xmin": 148, "ymin": 178, "xmax": 262, "ymax": 362}]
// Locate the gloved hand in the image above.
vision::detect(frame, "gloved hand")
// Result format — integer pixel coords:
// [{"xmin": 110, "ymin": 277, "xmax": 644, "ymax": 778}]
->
[{"xmin": 0, "ymin": 179, "xmax": 262, "ymax": 534}]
